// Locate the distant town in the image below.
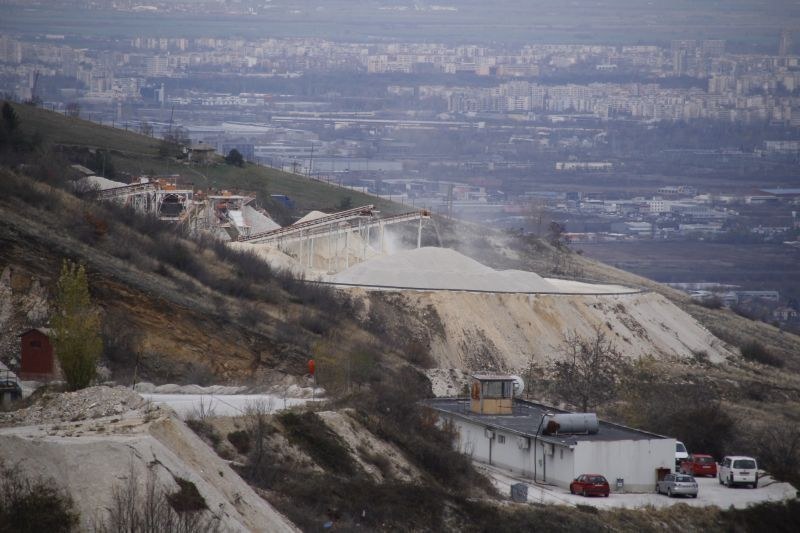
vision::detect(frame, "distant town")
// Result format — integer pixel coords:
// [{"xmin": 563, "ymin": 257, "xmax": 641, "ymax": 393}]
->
[{"xmin": 1, "ymin": 3, "xmax": 799, "ymax": 329}]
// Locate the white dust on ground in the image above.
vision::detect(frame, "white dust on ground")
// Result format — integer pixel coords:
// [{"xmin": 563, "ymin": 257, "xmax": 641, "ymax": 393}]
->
[
  {"xmin": 294, "ymin": 210, "xmax": 328, "ymax": 224},
  {"xmin": 244, "ymin": 205, "xmax": 281, "ymax": 233},
  {"xmin": 331, "ymin": 247, "xmax": 559, "ymax": 292},
  {"xmin": 404, "ymin": 290, "xmax": 732, "ymax": 371},
  {"xmin": 0, "ymin": 386, "xmax": 297, "ymax": 532},
  {"xmin": 228, "ymin": 241, "xmax": 311, "ymax": 276},
  {"xmin": 140, "ymin": 392, "xmax": 318, "ymax": 419},
  {"xmin": 328, "ymin": 247, "xmax": 635, "ymax": 293},
  {"xmin": 425, "ymin": 368, "xmax": 472, "ymax": 397},
  {"xmin": 478, "ymin": 462, "xmax": 797, "ymax": 510},
  {"xmin": 79, "ymin": 175, "xmax": 127, "ymax": 190},
  {"xmin": 230, "ymin": 224, "xmax": 383, "ymax": 275},
  {"xmin": 134, "ymin": 382, "xmax": 250, "ymax": 395},
  {"xmin": 225, "ymin": 242, "xmax": 730, "ymax": 367}
]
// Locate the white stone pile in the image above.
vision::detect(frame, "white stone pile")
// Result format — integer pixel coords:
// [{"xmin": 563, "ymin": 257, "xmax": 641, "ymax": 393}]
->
[
  {"xmin": 331, "ymin": 246, "xmax": 556, "ymax": 292},
  {"xmin": 0, "ymin": 386, "xmax": 145, "ymax": 426}
]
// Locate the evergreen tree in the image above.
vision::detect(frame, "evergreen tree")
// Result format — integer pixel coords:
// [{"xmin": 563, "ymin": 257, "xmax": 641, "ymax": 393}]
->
[
  {"xmin": 225, "ymin": 148, "xmax": 244, "ymax": 167},
  {"xmin": 1, "ymin": 101, "xmax": 19, "ymax": 133},
  {"xmin": 52, "ymin": 260, "xmax": 102, "ymax": 391}
]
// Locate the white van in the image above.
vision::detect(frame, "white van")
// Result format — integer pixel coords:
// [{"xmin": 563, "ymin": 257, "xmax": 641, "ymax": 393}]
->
[
  {"xmin": 675, "ymin": 441, "xmax": 689, "ymax": 470},
  {"xmin": 719, "ymin": 456, "xmax": 758, "ymax": 488}
]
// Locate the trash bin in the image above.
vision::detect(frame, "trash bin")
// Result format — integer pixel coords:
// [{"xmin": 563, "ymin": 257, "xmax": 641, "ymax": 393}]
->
[{"xmin": 510, "ymin": 482, "xmax": 528, "ymax": 502}]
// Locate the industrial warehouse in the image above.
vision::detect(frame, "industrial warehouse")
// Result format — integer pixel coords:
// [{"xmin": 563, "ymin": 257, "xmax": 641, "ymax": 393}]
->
[{"xmin": 426, "ymin": 374, "xmax": 676, "ymax": 493}]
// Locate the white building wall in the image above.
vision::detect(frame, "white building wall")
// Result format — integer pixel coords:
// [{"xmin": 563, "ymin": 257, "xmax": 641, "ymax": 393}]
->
[
  {"xmin": 538, "ymin": 441, "xmax": 576, "ymax": 487},
  {"xmin": 449, "ymin": 418, "xmax": 576, "ymax": 486},
  {"xmin": 446, "ymin": 414, "xmax": 674, "ymax": 493},
  {"xmin": 572, "ymin": 438, "xmax": 675, "ymax": 492}
]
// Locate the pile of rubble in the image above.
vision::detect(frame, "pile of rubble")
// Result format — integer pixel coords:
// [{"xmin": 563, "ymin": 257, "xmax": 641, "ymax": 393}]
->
[{"xmin": 0, "ymin": 386, "xmax": 145, "ymax": 426}]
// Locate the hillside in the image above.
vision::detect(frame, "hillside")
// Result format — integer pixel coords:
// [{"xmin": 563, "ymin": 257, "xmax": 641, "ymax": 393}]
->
[
  {"xmin": 0, "ymin": 164, "xmax": 389, "ymax": 386},
  {"xmin": 0, "ymin": 386, "xmax": 297, "ymax": 532},
  {"xmin": 2, "ymin": 103, "xmax": 800, "ymax": 530},
  {"xmin": 422, "ymin": 216, "xmax": 800, "ymax": 368},
  {"xmin": 11, "ymin": 103, "xmax": 406, "ymax": 219}
]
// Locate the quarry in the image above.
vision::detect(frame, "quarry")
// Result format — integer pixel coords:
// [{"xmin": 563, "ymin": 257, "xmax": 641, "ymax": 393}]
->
[
  {"xmin": 80, "ymin": 178, "xmax": 727, "ymax": 372},
  {"xmin": 218, "ymin": 204, "xmax": 734, "ymax": 371},
  {"xmin": 1, "ymin": 133, "xmax": 798, "ymax": 531}
]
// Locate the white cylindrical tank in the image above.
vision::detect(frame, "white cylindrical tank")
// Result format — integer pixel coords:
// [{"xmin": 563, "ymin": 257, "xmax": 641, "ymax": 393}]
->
[
  {"xmin": 511, "ymin": 375, "xmax": 525, "ymax": 397},
  {"xmin": 542, "ymin": 413, "xmax": 599, "ymax": 435}
]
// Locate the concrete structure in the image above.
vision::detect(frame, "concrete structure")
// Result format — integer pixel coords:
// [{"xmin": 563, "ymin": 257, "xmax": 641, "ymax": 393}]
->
[
  {"xmin": 188, "ymin": 142, "xmax": 216, "ymax": 164},
  {"xmin": 428, "ymin": 389, "xmax": 675, "ymax": 493}
]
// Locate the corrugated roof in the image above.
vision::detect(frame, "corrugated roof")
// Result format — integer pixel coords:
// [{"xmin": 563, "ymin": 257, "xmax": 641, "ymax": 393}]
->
[{"xmin": 424, "ymin": 398, "xmax": 668, "ymax": 446}]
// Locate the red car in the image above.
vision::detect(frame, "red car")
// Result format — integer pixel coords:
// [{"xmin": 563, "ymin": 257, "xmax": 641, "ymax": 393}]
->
[
  {"xmin": 679, "ymin": 454, "xmax": 717, "ymax": 477},
  {"xmin": 569, "ymin": 474, "xmax": 610, "ymax": 497}
]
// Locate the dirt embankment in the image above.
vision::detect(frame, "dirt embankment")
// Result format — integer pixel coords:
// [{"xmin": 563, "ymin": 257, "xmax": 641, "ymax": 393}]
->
[
  {"xmin": 361, "ymin": 289, "xmax": 732, "ymax": 373},
  {"xmin": 0, "ymin": 386, "xmax": 297, "ymax": 532}
]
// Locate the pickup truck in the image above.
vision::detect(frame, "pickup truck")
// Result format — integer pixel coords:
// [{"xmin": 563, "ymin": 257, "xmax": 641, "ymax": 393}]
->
[{"xmin": 679, "ymin": 454, "xmax": 717, "ymax": 477}]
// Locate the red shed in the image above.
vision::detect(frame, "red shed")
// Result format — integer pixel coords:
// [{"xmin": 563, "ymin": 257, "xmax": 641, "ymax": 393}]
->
[{"xmin": 19, "ymin": 328, "xmax": 56, "ymax": 380}]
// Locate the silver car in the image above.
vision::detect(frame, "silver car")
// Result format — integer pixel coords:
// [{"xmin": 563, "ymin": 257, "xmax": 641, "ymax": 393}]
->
[{"xmin": 656, "ymin": 473, "xmax": 698, "ymax": 498}]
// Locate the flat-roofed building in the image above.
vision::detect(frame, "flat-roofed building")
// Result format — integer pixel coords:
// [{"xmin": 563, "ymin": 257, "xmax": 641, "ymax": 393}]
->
[{"xmin": 426, "ymin": 383, "xmax": 675, "ymax": 493}]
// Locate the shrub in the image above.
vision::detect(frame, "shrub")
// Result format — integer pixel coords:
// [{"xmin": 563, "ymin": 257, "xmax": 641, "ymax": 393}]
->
[
  {"xmin": 99, "ymin": 462, "xmax": 219, "ymax": 533},
  {"xmin": 0, "ymin": 461, "xmax": 78, "ymax": 533},
  {"xmin": 404, "ymin": 339, "xmax": 435, "ymax": 368},
  {"xmin": 167, "ymin": 478, "xmax": 207, "ymax": 513},
  {"xmin": 227, "ymin": 430, "xmax": 251, "ymax": 455},
  {"xmin": 699, "ymin": 296, "xmax": 723, "ymax": 309},
  {"xmin": 740, "ymin": 341, "xmax": 784, "ymax": 367},
  {"xmin": 299, "ymin": 312, "xmax": 333, "ymax": 336},
  {"xmin": 186, "ymin": 420, "xmax": 221, "ymax": 448},
  {"xmin": 278, "ymin": 411, "xmax": 358, "ymax": 476}
]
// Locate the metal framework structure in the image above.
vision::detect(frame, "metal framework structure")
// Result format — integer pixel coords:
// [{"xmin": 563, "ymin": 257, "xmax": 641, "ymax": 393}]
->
[
  {"xmin": 97, "ymin": 182, "xmax": 195, "ymax": 221},
  {"xmin": 237, "ymin": 204, "xmax": 431, "ymax": 271},
  {"xmin": 95, "ymin": 184, "xmax": 430, "ymax": 272},
  {"xmin": 239, "ymin": 205, "xmax": 378, "ymax": 243}
]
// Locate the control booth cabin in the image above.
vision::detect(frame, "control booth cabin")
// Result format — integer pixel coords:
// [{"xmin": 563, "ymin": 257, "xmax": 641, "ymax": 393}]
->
[{"xmin": 428, "ymin": 373, "xmax": 675, "ymax": 493}]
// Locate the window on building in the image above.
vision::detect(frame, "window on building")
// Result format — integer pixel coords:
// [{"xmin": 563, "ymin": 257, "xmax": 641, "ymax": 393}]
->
[
  {"xmin": 482, "ymin": 380, "xmax": 512, "ymax": 398},
  {"xmin": 30, "ymin": 340, "xmax": 41, "ymax": 348},
  {"xmin": 497, "ymin": 435, "xmax": 506, "ymax": 444}
]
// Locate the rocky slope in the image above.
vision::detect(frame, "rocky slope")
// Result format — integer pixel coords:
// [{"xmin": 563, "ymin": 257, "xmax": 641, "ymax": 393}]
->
[{"xmin": 0, "ymin": 386, "xmax": 297, "ymax": 532}]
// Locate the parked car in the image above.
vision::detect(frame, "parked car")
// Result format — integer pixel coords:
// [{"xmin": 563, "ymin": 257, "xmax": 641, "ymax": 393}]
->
[
  {"xmin": 569, "ymin": 474, "xmax": 610, "ymax": 497},
  {"xmin": 719, "ymin": 456, "xmax": 759, "ymax": 488},
  {"xmin": 656, "ymin": 473, "xmax": 698, "ymax": 498},
  {"xmin": 675, "ymin": 441, "xmax": 689, "ymax": 469},
  {"xmin": 680, "ymin": 454, "xmax": 718, "ymax": 477}
]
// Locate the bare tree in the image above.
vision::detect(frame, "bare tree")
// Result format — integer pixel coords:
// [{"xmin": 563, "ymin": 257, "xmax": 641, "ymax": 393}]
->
[
  {"xmin": 547, "ymin": 221, "xmax": 567, "ymax": 248},
  {"xmin": 245, "ymin": 398, "xmax": 274, "ymax": 473},
  {"xmin": 97, "ymin": 458, "xmax": 220, "ymax": 533},
  {"xmin": 547, "ymin": 326, "xmax": 626, "ymax": 412}
]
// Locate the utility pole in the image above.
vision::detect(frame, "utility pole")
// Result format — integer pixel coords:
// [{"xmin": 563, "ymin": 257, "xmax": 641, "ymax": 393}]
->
[
  {"xmin": 308, "ymin": 143, "xmax": 315, "ymax": 177},
  {"xmin": 167, "ymin": 104, "xmax": 175, "ymax": 139}
]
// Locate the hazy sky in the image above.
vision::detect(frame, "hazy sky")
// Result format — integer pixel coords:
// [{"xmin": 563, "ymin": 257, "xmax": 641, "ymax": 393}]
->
[{"xmin": 2, "ymin": 0, "xmax": 799, "ymax": 46}]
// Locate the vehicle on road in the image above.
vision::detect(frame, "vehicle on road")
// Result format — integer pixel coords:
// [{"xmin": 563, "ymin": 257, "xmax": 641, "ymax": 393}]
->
[
  {"xmin": 675, "ymin": 441, "xmax": 689, "ymax": 469},
  {"xmin": 680, "ymin": 454, "xmax": 717, "ymax": 477},
  {"xmin": 569, "ymin": 474, "xmax": 610, "ymax": 497},
  {"xmin": 719, "ymin": 456, "xmax": 759, "ymax": 488},
  {"xmin": 656, "ymin": 473, "xmax": 699, "ymax": 498}
]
